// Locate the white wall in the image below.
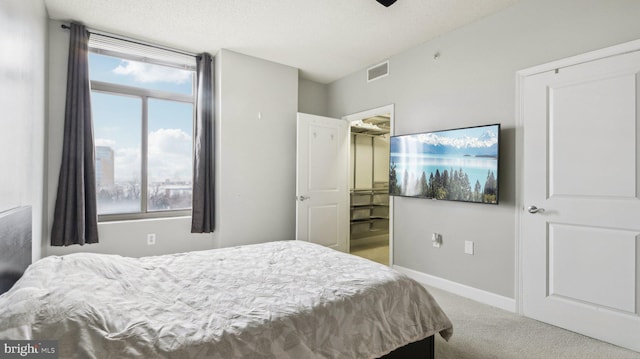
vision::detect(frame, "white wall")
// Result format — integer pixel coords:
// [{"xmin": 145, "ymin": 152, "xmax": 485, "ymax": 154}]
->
[
  {"xmin": 216, "ymin": 49, "xmax": 298, "ymax": 247},
  {"xmin": 351, "ymin": 134, "xmax": 390, "ymax": 189},
  {"xmin": 298, "ymin": 78, "xmax": 328, "ymax": 117},
  {"xmin": 0, "ymin": 0, "xmax": 47, "ymax": 261},
  {"xmin": 327, "ymin": 0, "xmax": 640, "ymax": 299},
  {"xmin": 353, "ymin": 135, "xmax": 373, "ymax": 189},
  {"xmin": 373, "ymin": 136, "xmax": 389, "ymax": 185},
  {"xmin": 46, "ymin": 29, "xmax": 298, "ymax": 257}
]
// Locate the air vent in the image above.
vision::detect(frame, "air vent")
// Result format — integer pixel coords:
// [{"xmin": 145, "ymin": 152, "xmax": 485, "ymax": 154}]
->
[{"xmin": 367, "ymin": 61, "xmax": 389, "ymax": 82}]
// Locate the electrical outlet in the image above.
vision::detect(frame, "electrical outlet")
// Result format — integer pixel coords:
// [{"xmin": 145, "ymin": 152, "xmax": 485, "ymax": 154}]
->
[
  {"xmin": 464, "ymin": 240, "xmax": 474, "ymax": 255},
  {"xmin": 147, "ymin": 233, "xmax": 156, "ymax": 246},
  {"xmin": 432, "ymin": 233, "xmax": 442, "ymax": 248}
]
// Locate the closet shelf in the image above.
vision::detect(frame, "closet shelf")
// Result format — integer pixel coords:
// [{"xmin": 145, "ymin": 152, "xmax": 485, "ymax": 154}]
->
[
  {"xmin": 350, "ymin": 217, "xmax": 389, "ymax": 223},
  {"xmin": 350, "ymin": 190, "xmax": 389, "ymax": 236},
  {"xmin": 351, "ymin": 204, "xmax": 389, "ymax": 208}
]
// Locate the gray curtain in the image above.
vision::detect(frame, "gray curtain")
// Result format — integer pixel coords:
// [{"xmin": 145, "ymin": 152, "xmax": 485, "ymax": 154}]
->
[
  {"xmin": 191, "ymin": 53, "xmax": 215, "ymax": 233},
  {"xmin": 51, "ymin": 23, "xmax": 99, "ymax": 246}
]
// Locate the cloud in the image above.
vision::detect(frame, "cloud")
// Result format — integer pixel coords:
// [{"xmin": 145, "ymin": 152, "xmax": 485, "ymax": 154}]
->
[
  {"xmin": 113, "ymin": 147, "xmax": 141, "ymax": 182},
  {"xmin": 113, "ymin": 60, "xmax": 191, "ymax": 84},
  {"xmin": 107, "ymin": 128, "xmax": 192, "ymax": 183},
  {"xmin": 147, "ymin": 128, "xmax": 192, "ymax": 182},
  {"xmin": 148, "ymin": 128, "xmax": 191, "ymax": 155}
]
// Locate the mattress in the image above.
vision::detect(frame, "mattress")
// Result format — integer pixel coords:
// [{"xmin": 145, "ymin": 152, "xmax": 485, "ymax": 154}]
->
[{"xmin": 0, "ymin": 240, "xmax": 452, "ymax": 358}]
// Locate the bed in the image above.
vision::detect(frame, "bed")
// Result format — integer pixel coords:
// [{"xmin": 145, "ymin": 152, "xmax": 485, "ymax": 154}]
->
[
  {"xmin": 0, "ymin": 240, "xmax": 452, "ymax": 358},
  {"xmin": 0, "ymin": 206, "xmax": 32, "ymax": 294}
]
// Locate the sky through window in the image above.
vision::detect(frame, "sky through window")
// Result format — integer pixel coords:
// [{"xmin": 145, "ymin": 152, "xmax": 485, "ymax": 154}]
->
[{"xmin": 89, "ymin": 52, "xmax": 194, "ymax": 215}]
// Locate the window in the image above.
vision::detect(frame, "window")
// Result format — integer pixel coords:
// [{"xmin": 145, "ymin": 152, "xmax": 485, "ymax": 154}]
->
[{"xmin": 88, "ymin": 35, "xmax": 196, "ymax": 220}]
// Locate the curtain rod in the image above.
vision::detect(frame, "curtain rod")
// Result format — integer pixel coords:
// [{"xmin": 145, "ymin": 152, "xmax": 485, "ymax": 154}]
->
[{"xmin": 60, "ymin": 24, "xmax": 199, "ymax": 58}]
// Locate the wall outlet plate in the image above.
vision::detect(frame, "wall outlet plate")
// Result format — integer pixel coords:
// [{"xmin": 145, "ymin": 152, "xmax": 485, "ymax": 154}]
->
[
  {"xmin": 147, "ymin": 233, "xmax": 156, "ymax": 246},
  {"xmin": 432, "ymin": 233, "xmax": 442, "ymax": 248},
  {"xmin": 464, "ymin": 240, "xmax": 474, "ymax": 255}
]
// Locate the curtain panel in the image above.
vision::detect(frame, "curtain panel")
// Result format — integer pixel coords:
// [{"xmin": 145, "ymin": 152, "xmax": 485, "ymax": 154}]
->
[
  {"xmin": 191, "ymin": 53, "xmax": 215, "ymax": 233},
  {"xmin": 51, "ymin": 22, "xmax": 99, "ymax": 246}
]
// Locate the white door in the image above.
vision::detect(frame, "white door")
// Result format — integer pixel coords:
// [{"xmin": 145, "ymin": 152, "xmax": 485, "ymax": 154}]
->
[
  {"xmin": 296, "ymin": 113, "xmax": 349, "ymax": 252},
  {"xmin": 522, "ymin": 49, "xmax": 640, "ymax": 352}
]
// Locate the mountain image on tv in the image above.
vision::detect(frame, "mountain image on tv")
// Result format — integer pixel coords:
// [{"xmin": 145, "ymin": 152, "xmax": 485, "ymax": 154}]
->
[
  {"xmin": 389, "ymin": 124, "xmax": 500, "ymax": 204},
  {"xmin": 390, "ymin": 127, "xmax": 498, "ymax": 156}
]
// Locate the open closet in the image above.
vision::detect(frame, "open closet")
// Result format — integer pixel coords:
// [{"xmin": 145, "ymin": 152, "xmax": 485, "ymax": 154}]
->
[{"xmin": 349, "ymin": 114, "xmax": 390, "ymax": 265}]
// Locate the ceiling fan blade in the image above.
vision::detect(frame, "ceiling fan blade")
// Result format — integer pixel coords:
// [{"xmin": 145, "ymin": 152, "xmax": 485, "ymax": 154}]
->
[{"xmin": 376, "ymin": 0, "xmax": 397, "ymax": 7}]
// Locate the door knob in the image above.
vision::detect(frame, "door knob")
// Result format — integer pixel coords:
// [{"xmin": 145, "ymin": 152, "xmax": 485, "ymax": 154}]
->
[
  {"xmin": 297, "ymin": 195, "xmax": 310, "ymax": 201},
  {"xmin": 527, "ymin": 205, "xmax": 545, "ymax": 214}
]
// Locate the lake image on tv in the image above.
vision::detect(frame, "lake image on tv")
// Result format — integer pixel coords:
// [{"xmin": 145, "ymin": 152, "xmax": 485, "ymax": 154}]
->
[{"xmin": 389, "ymin": 124, "xmax": 499, "ymax": 204}]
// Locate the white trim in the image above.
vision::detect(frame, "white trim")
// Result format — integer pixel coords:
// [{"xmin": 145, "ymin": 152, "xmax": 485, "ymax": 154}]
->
[
  {"xmin": 343, "ymin": 104, "xmax": 395, "ymax": 123},
  {"xmin": 514, "ymin": 38, "xmax": 640, "ymax": 317},
  {"xmin": 394, "ymin": 265, "xmax": 516, "ymax": 312},
  {"xmin": 343, "ymin": 104, "xmax": 395, "ymax": 265},
  {"xmin": 516, "ymin": 38, "xmax": 640, "ymax": 77},
  {"xmin": 514, "ymin": 71, "xmax": 526, "ymax": 315}
]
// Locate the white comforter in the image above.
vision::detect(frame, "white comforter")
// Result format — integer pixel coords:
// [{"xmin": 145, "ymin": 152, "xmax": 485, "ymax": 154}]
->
[{"xmin": 0, "ymin": 240, "xmax": 452, "ymax": 358}]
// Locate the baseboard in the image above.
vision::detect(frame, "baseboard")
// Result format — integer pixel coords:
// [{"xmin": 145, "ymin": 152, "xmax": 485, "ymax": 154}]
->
[{"xmin": 393, "ymin": 265, "xmax": 516, "ymax": 313}]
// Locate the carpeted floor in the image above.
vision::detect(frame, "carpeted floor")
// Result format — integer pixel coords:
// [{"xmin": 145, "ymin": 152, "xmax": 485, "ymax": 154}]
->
[
  {"xmin": 424, "ymin": 285, "xmax": 640, "ymax": 359},
  {"xmin": 349, "ymin": 235, "xmax": 389, "ymax": 265}
]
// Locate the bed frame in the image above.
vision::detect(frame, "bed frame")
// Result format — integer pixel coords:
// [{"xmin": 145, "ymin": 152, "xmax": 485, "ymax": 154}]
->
[
  {"xmin": 380, "ymin": 335, "xmax": 435, "ymax": 359},
  {"xmin": 0, "ymin": 206, "xmax": 32, "ymax": 295}
]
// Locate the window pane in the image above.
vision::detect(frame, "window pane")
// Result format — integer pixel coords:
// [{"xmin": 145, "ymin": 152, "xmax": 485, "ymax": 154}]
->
[
  {"xmin": 147, "ymin": 99, "xmax": 193, "ymax": 211},
  {"xmin": 89, "ymin": 53, "xmax": 193, "ymax": 95},
  {"xmin": 93, "ymin": 92, "xmax": 142, "ymax": 215}
]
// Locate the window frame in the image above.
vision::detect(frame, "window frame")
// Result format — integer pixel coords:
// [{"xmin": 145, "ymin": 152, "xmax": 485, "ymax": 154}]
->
[{"xmin": 89, "ymin": 50, "xmax": 196, "ymax": 222}]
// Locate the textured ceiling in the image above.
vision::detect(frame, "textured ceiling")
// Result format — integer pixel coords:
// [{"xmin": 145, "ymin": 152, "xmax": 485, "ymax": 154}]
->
[{"xmin": 44, "ymin": 0, "xmax": 518, "ymax": 84}]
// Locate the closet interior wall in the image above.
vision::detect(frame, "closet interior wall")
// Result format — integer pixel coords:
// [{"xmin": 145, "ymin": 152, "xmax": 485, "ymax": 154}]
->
[{"xmin": 349, "ymin": 123, "xmax": 390, "ymax": 241}]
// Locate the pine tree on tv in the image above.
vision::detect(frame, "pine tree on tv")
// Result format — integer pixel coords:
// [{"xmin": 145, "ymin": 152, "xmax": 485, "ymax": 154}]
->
[
  {"xmin": 428, "ymin": 173, "xmax": 435, "ymax": 198},
  {"xmin": 402, "ymin": 169, "xmax": 409, "ymax": 195},
  {"xmin": 474, "ymin": 180, "xmax": 482, "ymax": 202},
  {"xmin": 442, "ymin": 169, "xmax": 450, "ymax": 199},
  {"xmin": 389, "ymin": 162, "xmax": 400, "ymax": 195},
  {"xmin": 462, "ymin": 172, "xmax": 471, "ymax": 201},
  {"xmin": 433, "ymin": 169, "xmax": 445, "ymax": 199},
  {"xmin": 483, "ymin": 170, "xmax": 497, "ymax": 203},
  {"xmin": 419, "ymin": 171, "xmax": 428, "ymax": 197}
]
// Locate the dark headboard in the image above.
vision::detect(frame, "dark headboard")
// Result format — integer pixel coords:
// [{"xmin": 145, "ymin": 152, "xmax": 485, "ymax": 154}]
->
[{"xmin": 0, "ymin": 206, "xmax": 32, "ymax": 294}]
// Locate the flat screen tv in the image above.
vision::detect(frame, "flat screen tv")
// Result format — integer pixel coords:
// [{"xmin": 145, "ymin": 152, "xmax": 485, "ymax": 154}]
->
[{"xmin": 389, "ymin": 124, "xmax": 500, "ymax": 204}]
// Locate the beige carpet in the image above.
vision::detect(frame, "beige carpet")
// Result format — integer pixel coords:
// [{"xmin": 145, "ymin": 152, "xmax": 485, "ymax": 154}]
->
[
  {"xmin": 424, "ymin": 285, "xmax": 640, "ymax": 359},
  {"xmin": 349, "ymin": 235, "xmax": 389, "ymax": 265}
]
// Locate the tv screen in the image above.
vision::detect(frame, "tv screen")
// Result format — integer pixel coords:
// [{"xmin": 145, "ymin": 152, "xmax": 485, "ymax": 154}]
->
[{"xmin": 389, "ymin": 124, "xmax": 500, "ymax": 204}]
